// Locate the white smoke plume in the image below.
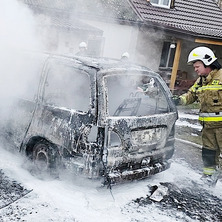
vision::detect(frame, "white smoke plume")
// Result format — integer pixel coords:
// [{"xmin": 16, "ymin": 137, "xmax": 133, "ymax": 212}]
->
[{"xmin": 0, "ymin": 0, "xmax": 43, "ymax": 115}]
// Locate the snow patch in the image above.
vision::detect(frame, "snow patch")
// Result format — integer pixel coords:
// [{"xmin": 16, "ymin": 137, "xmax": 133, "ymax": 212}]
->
[{"xmin": 0, "ymin": 146, "xmax": 221, "ymax": 222}]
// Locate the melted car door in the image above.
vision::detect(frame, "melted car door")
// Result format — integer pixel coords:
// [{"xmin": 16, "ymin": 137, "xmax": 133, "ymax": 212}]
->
[{"xmin": 29, "ymin": 59, "xmax": 96, "ymax": 154}]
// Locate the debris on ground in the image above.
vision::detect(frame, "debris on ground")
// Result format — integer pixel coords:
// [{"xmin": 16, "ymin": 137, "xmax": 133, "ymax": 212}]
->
[
  {"xmin": 132, "ymin": 182, "xmax": 222, "ymax": 222},
  {"xmin": 0, "ymin": 169, "xmax": 32, "ymax": 210},
  {"xmin": 148, "ymin": 184, "xmax": 168, "ymax": 202}
]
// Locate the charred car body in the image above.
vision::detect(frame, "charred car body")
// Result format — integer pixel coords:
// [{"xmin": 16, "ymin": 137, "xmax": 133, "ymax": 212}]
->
[{"xmin": 2, "ymin": 53, "xmax": 178, "ymax": 184}]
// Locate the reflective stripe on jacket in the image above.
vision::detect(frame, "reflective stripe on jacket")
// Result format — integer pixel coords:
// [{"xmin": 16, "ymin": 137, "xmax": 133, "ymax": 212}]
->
[
  {"xmin": 180, "ymin": 69, "xmax": 222, "ymax": 128},
  {"xmin": 199, "ymin": 112, "xmax": 222, "ymax": 122}
]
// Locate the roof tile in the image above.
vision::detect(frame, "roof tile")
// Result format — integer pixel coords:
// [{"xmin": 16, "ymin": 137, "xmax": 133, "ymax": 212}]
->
[{"xmin": 129, "ymin": 0, "xmax": 222, "ymax": 39}]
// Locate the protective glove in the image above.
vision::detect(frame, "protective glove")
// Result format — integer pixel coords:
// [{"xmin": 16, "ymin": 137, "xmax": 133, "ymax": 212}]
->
[{"xmin": 172, "ymin": 95, "xmax": 181, "ymax": 106}]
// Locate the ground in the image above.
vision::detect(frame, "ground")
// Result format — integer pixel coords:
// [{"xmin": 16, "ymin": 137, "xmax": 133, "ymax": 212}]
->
[{"xmin": 0, "ymin": 107, "xmax": 222, "ymax": 222}]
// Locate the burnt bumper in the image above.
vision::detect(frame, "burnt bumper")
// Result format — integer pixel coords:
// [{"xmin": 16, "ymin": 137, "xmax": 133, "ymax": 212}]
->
[{"xmin": 104, "ymin": 161, "xmax": 170, "ymax": 185}]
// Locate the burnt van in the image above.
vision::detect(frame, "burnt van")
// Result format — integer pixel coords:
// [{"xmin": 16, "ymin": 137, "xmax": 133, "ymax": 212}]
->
[{"xmin": 1, "ymin": 53, "xmax": 178, "ymax": 184}]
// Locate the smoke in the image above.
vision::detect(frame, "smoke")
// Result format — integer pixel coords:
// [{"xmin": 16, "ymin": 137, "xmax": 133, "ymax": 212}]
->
[
  {"xmin": 0, "ymin": 0, "xmax": 43, "ymax": 115},
  {"xmin": 68, "ymin": 0, "xmax": 163, "ymax": 68},
  {"xmin": 0, "ymin": 0, "xmax": 41, "ymax": 52},
  {"xmin": 0, "ymin": 0, "xmax": 171, "ymax": 180},
  {"xmin": 69, "ymin": 0, "xmax": 140, "ymax": 60}
]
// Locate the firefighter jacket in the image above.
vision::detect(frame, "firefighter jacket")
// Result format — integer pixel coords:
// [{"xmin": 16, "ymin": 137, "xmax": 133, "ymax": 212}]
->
[{"xmin": 180, "ymin": 68, "xmax": 222, "ymax": 128}]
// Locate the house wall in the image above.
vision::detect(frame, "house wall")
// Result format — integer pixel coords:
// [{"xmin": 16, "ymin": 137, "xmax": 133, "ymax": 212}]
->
[
  {"xmin": 56, "ymin": 30, "xmax": 89, "ymax": 55},
  {"xmin": 81, "ymin": 19, "xmax": 166, "ymax": 71},
  {"xmin": 134, "ymin": 29, "xmax": 164, "ymax": 71},
  {"xmin": 36, "ymin": 15, "xmax": 222, "ymax": 88},
  {"xmin": 35, "ymin": 15, "xmax": 101, "ymax": 56},
  {"xmin": 38, "ymin": 17, "xmax": 166, "ymax": 73},
  {"xmin": 80, "ymin": 19, "xmax": 140, "ymax": 60},
  {"xmin": 179, "ymin": 41, "xmax": 198, "ymax": 80},
  {"xmin": 39, "ymin": 27, "xmax": 92, "ymax": 55},
  {"xmin": 35, "ymin": 15, "xmax": 141, "ymax": 60}
]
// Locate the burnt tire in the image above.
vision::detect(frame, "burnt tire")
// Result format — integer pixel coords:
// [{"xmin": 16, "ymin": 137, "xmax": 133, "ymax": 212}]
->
[{"xmin": 32, "ymin": 141, "xmax": 60, "ymax": 177}]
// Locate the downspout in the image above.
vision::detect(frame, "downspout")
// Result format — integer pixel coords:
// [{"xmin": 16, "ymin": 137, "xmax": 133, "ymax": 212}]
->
[{"xmin": 169, "ymin": 39, "xmax": 182, "ymax": 92}]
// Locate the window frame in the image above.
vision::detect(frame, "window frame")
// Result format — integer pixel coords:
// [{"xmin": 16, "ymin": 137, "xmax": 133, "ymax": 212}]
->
[
  {"xmin": 104, "ymin": 73, "xmax": 170, "ymax": 117},
  {"xmin": 43, "ymin": 61, "xmax": 91, "ymax": 112},
  {"xmin": 150, "ymin": 0, "xmax": 172, "ymax": 8},
  {"xmin": 159, "ymin": 41, "xmax": 176, "ymax": 70}
]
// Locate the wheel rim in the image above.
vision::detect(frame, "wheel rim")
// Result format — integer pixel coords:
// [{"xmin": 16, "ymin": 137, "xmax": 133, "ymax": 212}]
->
[{"xmin": 34, "ymin": 145, "xmax": 49, "ymax": 171}]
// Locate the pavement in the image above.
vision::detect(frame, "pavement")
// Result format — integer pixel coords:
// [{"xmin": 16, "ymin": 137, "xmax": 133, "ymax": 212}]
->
[
  {"xmin": 174, "ymin": 106, "xmax": 203, "ymax": 172},
  {"xmin": 176, "ymin": 106, "xmax": 202, "ymax": 146}
]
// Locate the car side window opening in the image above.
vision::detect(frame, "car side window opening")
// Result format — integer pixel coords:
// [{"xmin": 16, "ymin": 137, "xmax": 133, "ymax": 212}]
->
[
  {"xmin": 105, "ymin": 74, "xmax": 169, "ymax": 117},
  {"xmin": 43, "ymin": 63, "xmax": 91, "ymax": 112}
]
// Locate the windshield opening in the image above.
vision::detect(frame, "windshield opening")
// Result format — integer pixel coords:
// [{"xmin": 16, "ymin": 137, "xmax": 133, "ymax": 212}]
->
[{"xmin": 105, "ymin": 73, "xmax": 169, "ymax": 117}]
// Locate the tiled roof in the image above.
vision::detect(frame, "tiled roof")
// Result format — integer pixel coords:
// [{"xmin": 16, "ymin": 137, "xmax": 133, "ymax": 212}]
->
[
  {"xmin": 19, "ymin": 0, "xmax": 141, "ymax": 22},
  {"xmin": 129, "ymin": 0, "xmax": 222, "ymax": 39}
]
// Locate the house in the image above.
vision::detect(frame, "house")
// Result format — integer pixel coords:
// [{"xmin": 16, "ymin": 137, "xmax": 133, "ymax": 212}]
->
[
  {"xmin": 18, "ymin": 0, "xmax": 104, "ymax": 55},
  {"xmin": 18, "ymin": 0, "xmax": 142, "ymax": 59},
  {"xmin": 128, "ymin": 0, "xmax": 222, "ymax": 91},
  {"xmin": 18, "ymin": 0, "xmax": 222, "ymax": 91}
]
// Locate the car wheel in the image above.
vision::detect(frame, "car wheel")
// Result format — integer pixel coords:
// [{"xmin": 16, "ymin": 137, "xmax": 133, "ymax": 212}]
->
[{"xmin": 32, "ymin": 141, "xmax": 60, "ymax": 176}]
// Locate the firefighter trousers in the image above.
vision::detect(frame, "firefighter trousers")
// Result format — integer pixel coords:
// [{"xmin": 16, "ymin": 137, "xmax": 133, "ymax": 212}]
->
[{"xmin": 202, "ymin": 127, "xmax": 222, "ymax": 175}]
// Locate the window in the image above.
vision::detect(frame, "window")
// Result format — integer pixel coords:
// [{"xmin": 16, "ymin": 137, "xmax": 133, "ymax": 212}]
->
[
  {"xmin": 150, "ymin": 0, "xmax": 171, "ymax": 8},
  {"xmin": 105, "ymin": 74, "xmax": 169, "ymax": 117},
  {"xmin": 159, "ymin": 41, "xmax": 176, "ymax": 69},
  {"xmin": 44, "ymin": 62, "xmax": 90, "ymax": 112}
]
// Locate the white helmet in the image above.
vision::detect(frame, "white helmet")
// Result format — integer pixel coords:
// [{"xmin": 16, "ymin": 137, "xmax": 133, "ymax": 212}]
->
[
  {"xmin": 121, "ymin": 52, "xmax": 129, "ymax": 58},
  {"xmin": 79, "ymin": 42, "xmax": 87, "ymax": 48},
  {"xmin": 187, "ymin": 46, "xmax": 217, "ymax": 66}
]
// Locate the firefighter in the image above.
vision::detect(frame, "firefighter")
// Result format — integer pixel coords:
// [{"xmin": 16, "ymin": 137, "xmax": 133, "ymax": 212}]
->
[
  {"xmin": 121, "ymin": 52, "xmax": 130, "ymax": 62},
  {"xmin": 174, "ymin": 46, "xmax": 222, "ymax": 186},
  {"xmin": 76, "ymin": 42, "xmax": 88, "ymax": 56}
]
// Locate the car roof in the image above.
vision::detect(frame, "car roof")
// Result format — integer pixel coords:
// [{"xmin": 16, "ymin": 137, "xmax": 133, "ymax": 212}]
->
[{"xmin": 49, "ymin": 54, "xmax": 153, "ymax": 73}]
